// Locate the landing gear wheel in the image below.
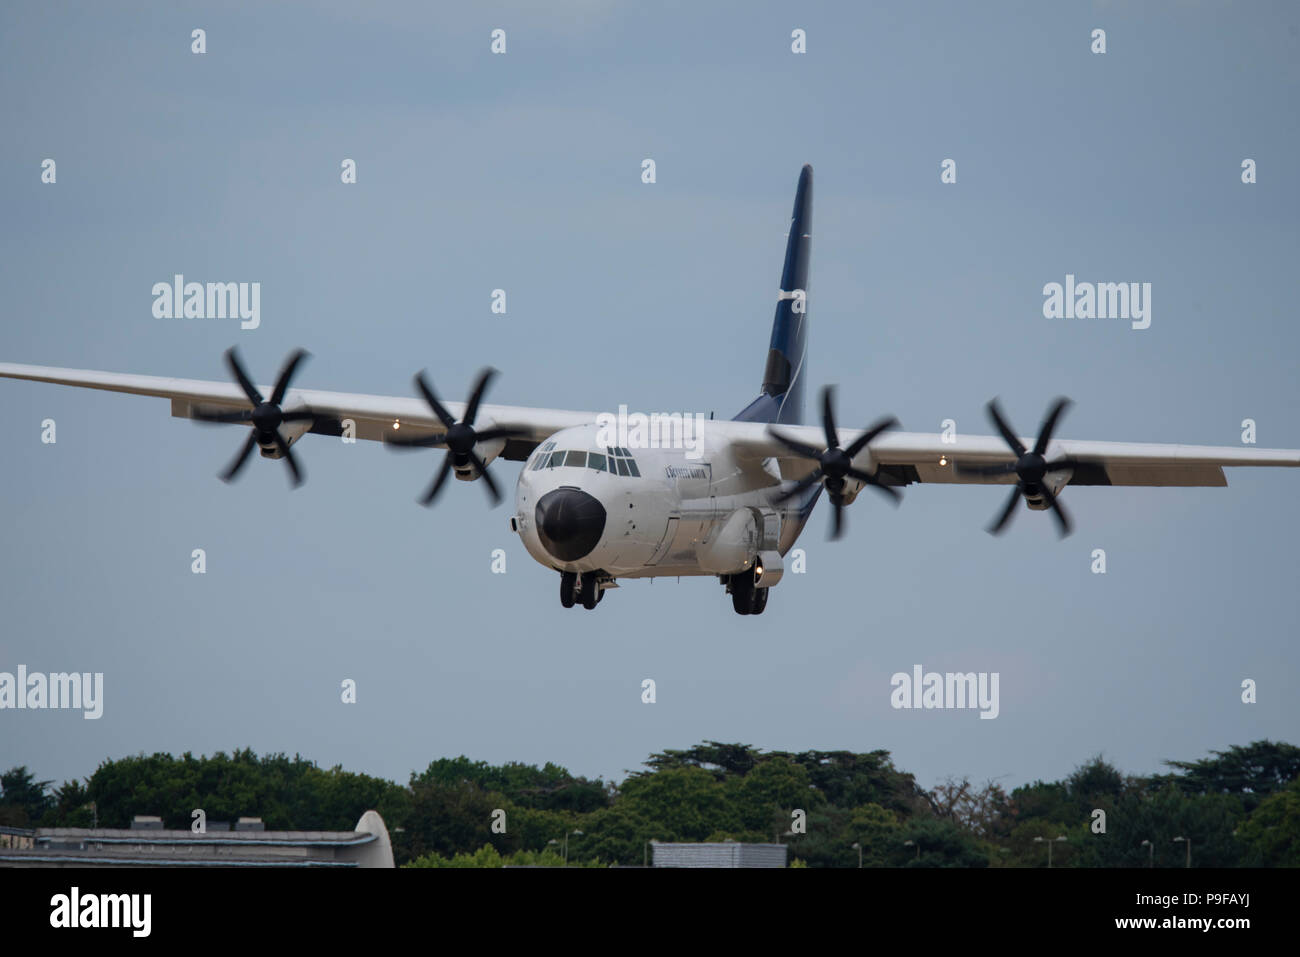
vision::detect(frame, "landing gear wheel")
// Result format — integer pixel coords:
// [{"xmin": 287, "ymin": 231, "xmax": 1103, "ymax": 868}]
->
[
  {"xmin": 560, "ymin": 571, "xmax": 576, "ymax": 608},
  {"xmin": 731, "ymin": 573, "xmax": 754, "ymax": 615},
  {"xmin": 580, "ymin": 571, "xmax": 600, "ymax": 610},
  {"xmin": 750, "ymin": 585, "xmax": 768, "ymax": 615}
]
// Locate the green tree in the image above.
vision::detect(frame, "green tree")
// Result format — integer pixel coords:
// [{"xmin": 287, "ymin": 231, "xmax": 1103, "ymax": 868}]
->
[
  {"xmin": 617, "ymin": 766, "xmax": 740, "ymax": 840},
  {"xmin": 780, "ymin": 749, "xmax": 923, "ymax": 815},
  {"xmin": 577, "ymin": 803, "xmax": 660, "ymax": 865},
  {"xmin": 43, "ymin": 779, "xmax": 94, "ymax": 828},
  {"xmin": 1082, "ymin": 784, "xmax": 1245, "ymax": 868},
  {"xmin": 732, "ymin": 757, "xmax": 818, "ymax": 833},
  {"xmin": 1237, "ymin": 777, "xmax": 1300, "ymax": 866},
  {"xmin": 894, "ymin": 816, "xmax": 989, "ymax": 868},
  {"xmin": 0, "ymin": 766, "xmax": 52, "ymax": 826},
  {"xmin": 403, "ymin": 779, "xmax": 507, "ymax": 861},
  {"xmin": 1155, "ymin": 740, "xmax": 1300, "ymax": 812},
  {"xmin": 641, "ymin": 742, "xmax": 762, "ymax": 779},
  {"xmin": 846, "ymin": 803, "xmax": 901, "ymax": 866},
  {"xmin": 412, "ymin": 757, "xmax": 609, "ymax": 813}
]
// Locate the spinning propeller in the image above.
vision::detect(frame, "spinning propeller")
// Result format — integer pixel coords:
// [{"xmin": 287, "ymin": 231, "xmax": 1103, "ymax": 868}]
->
[
  {"xmin": 385, "ymin": 368, "xmax": 524, "ymax": 507},
  {"xmin": 766, "ymin": 386, "xmax": 901, "ymax": 540},
  {"xmin": 192, "ymin": 347, "xmax": 314, "ymax": 487},
  {"xmin": 956, "ymin": 397, "xmax": 1082, "ymax": 537}
]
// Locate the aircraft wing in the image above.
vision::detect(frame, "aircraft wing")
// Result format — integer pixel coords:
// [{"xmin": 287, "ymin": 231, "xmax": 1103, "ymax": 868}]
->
[
  {"xmin": 0, "ymin": 362, "xmax": 597, "ymax": 459},
  {"xmin": 720, "ymin": 420, "xmax": 1300, "ymax": 487}
]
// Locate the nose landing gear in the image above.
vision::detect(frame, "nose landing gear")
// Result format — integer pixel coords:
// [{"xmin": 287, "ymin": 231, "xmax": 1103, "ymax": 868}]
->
[{"xmin": 559, "ymin": 570, "xmax": 605, "ymax": 610}]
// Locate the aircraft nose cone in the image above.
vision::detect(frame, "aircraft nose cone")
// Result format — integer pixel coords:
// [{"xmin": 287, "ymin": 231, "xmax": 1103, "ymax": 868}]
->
[{"xmin": 535, "ymin": 488, "xmax": 606, "ymax": 561}]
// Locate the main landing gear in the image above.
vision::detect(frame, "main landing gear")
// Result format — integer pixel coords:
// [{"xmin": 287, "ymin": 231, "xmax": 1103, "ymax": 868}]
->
[
  {"xmin": 559, "ymin": 570, "xmax": 604, "ymax": 610},
  {"xmin": 726, "ymin": 571, "xmax": 769, "ymax": 616}
]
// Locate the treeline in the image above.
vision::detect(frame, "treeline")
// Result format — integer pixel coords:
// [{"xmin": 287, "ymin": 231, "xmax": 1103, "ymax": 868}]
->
[{"xmin": 2, "ymin": 740, "xmax": 1296, "ymax": 867}]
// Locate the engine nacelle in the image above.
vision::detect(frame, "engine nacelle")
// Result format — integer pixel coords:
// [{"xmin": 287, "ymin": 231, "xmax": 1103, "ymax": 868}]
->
[
  {"xmin": 1023, "ymin": 464, "xmax": 1073, "ymax": 510},
  {"xmin": 453, "ymin": 436, "xmax": 506, "ymax": 482},
  {"xmin": 258, "ymin": 405, "xmax": 313, "ymax": 458},
  {"xmin": 837, "ymin": 475, "xmax": 867, "ymax": 505},
  {"xmin": 697, "ymin": 508, "xmax": 761, "ymax": 574}
]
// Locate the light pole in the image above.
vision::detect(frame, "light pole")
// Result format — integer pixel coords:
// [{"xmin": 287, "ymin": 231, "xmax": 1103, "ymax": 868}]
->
[
  {"xmin": 851, "ymin": 842, "xmax": 862, "ymax": 868},
  {"xmin": 903, "ymin": 839, "xmax": 920, "ymax": 862},
  {"xmin": 1034, "ymin": 835, "xmax": 1067, "ymax": 868},
  {"xmin": 563, "ymin": 829, "xmax": 583, "ymax": 865},
  {"xmin": 1173, "ymin": 836, "xmax": 1191, "ymax": 868},
  {"xmin": 1140, "ymin": 839, "xmax": 1153, "ymax": 868}
]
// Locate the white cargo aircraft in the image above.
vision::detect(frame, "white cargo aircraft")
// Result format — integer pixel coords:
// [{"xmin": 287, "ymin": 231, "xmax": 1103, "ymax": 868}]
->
[{"xmin": 3, "ymin": 166, "xmax": 1297, "ymax": 614}]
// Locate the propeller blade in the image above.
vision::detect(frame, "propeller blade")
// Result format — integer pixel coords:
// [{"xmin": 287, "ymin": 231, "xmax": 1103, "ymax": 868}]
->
[
  {"xmin": 220, "ymin": 432, "xmax": 258, "ymax": 483},
  {"xmin": 469, "ymin": 451, "xmax": 501, "ymax": 505},
  {"xmin": 846, "ymin": 467, "xmax": 903, "ymax": 504},
  {"xmin": 768, "ymin": 427, "xmax": 823, "ymax": 461},
  {"xmin": 986, "ymin": 399, "xmax": 1026, "ymax": 457},
  {"xmin": 771, "ymin": 469, "xmax": 823, "ymax": 503},
  {"xmin": 987, "ymin": 485, "xmax": 1022, "ymax": 535},
  {"xmin": 193, "ymin": 407, "xmax": 253, "ymax": 424},
  {"xmin": 279, "ymin": 409, "xmax": 316, "ymax": 423},
  {"xmin": 821, "ymin": 386, "xmax": 839, "ymax": 450},
  {"xmin": 419, "ymin": 456, "xmax": 454, "ymax": 506},
  {"xmin": 385, "ymin": 431, "xmax": 449, "ymax": 449},
  {"xmin": 463, "ymin": 368, "xmax": 498, "ymax": 427},
  {"xmin": 829, "ymin": 499, "xmax": 844, "ymax": 540},
  {"xmin": 224, "ymin": 348, "xmax": 264, "ymax": 406},
  {"xmin": 1042, "ymin": 486, "xmax": 1073, "ymax": 538},
  {"xmin": 843, "ymin": 416, "xmax": 900, "ymax": 458},
  {"xmin": 867, "ymin": 481, "xmax": 902, "ymax": 505},
  {"xmin": 414, "ymin": 372, "xmax": 457, "ymax": 430},
  {"xmin": 272, "ymin": 432, "xmax": 303, "ymax": 487},
  {"xmin": 954, "ymin": 461, "xmax": 1019, "ymax": 478},
  {"xmin": 269, "ymin": 349, "xmax": 309, "ymax": 406},
  {"xmin": 1033, "ymin": 398, "xmax": 1072, "ymax": 456}
]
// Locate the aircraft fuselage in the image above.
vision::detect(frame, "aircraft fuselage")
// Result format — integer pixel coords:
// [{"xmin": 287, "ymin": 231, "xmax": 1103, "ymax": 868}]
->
[{"xmin": 512, "ymin": 424, "xmax": 818, "ymax": 589}]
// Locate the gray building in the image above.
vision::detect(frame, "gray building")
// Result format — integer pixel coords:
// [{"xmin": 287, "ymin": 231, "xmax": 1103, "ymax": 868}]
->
[
  {"xmin": 0, "ymin": 825, "xmax": 35, "ymax": 850},
  {"xmin": 651, "ymin": 841, "xmax": 788, "ymax": 868},
  {"xmin": 0, "ymin": 810, "xmax": 393, "ymax": 868}
]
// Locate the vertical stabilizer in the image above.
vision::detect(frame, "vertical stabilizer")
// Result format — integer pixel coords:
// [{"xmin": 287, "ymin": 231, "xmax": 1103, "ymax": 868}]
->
[{"xmin": 734, "ymin": 164, "xmax": 811, "ymax": 425}]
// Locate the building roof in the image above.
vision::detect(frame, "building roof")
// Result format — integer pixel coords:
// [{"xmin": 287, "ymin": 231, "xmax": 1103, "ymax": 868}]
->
[{"xmin": 36, "ymin": 827, "xmax": 376, "ymax": 847}]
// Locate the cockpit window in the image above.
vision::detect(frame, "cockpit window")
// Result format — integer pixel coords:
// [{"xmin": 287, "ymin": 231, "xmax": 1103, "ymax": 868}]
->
[{"xmin": 532, "ymin": 447, "xmax": 635, "ymax": 475}]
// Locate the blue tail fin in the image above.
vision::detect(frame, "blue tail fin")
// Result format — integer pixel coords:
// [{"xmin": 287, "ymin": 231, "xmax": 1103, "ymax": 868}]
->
[{"xmin": 734, "ymin": 164, "xmax": 811, "ymax": 426}]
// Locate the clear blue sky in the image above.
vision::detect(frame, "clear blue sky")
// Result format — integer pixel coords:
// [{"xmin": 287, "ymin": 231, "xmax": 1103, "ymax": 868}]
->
[{"xmin": 2, "ymin": 1, "xmax": 1297, "ymax": 796}]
